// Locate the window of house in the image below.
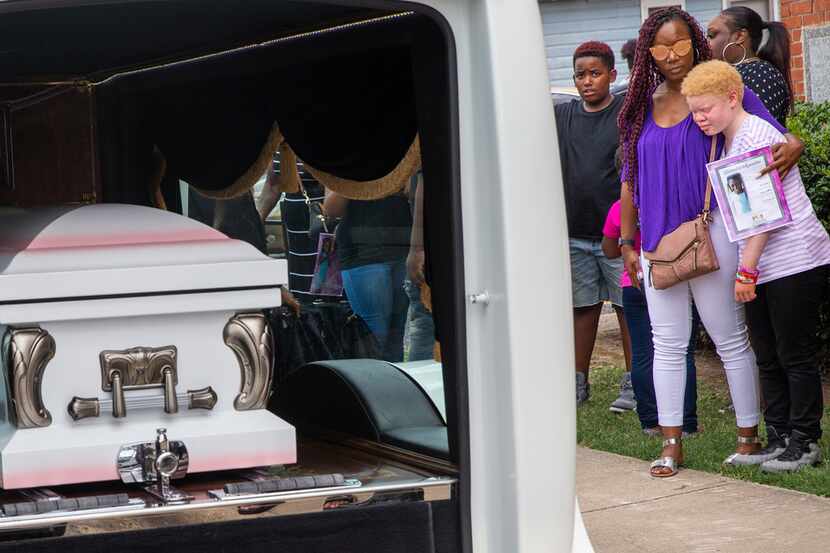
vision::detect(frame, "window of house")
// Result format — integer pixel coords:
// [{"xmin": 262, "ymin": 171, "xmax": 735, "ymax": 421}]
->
[
  {"xmin": 725, "ymin": 0, "xmax": 771, "ymax": 21},
  {"xmin": 641, "ymin": 0, "xmax": 685, "ymax": 21}
]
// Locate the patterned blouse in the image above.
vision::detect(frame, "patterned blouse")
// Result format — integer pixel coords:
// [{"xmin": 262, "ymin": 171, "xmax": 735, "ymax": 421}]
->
[{"xmin": 737, "ymin": 59, "xmax": 791, "ymax": 126}]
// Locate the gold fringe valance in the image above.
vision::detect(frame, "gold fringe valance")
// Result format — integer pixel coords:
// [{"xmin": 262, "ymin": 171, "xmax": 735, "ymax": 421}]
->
[
  {"xmin": 300, "ymin": 134, "xmax": 420, "ymax": 200},
  {"xmin": 156, "ymin": 126, "xmax": 419, "ymax": 202},
  {"xmin": 190, "ymin": 122, "xmax": 284, "ymax": 200}
]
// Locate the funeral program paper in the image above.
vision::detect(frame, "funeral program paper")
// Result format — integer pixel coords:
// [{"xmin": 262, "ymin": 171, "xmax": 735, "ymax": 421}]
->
[{"xmin": 706, "ymin": 146, "xmax": 792, "ymax": 243}]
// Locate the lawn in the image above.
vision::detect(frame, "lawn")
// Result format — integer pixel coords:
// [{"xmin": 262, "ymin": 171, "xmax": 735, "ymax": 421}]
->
[{"xmin": 578, "ymin": 365, "xmax": 830, "ymax": 497}]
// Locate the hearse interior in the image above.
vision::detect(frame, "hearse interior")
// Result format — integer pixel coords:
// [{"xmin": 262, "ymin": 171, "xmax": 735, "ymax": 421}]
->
[{"xmin": 0, "ymin": 1, "xmax": 468, "ymax": 552}]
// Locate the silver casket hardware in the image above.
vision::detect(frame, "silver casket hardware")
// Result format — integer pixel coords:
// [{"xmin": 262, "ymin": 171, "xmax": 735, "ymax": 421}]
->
[
  {"xmin": 100, "ymin": 345, "xmax": 179, "ymax": 418},
  {"xmin": 7, "ymin": 327, "xmax": 55, "ymax": 429},
  {"xmin": 223, "ymin": 313, "xmax": 274, "ymax": 411},
  {"xmin": 118, "ymin": 428, "xmax": 192, "ymax": 504},
  {"xmin": 63, "ymin": 346, "xmax": 218, "ymax": 421}
]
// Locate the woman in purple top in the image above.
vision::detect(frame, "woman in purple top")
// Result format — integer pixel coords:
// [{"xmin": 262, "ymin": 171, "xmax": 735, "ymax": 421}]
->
[{"xmin": 616, "ymin": 7, "xmax": 804, "ymax": 478}]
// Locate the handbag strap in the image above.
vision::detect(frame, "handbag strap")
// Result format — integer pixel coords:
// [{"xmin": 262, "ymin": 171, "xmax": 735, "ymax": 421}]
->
[
  {"xmin": 296, "ymin": 175, "xmax": 312, "ymax": 205},
  {"xmin": 702, "ymin": 136, "xmax": 717, "ymax": 222}
]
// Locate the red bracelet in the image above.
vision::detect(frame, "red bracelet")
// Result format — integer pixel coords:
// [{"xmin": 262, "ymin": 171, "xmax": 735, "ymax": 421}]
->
[
  {"xmin": 738, "ymin": 265, "xmax": 760, "ymax": 277},
  {"xmin": 736, "ymin": 270, "xmax": 759, "ymax": 285}
]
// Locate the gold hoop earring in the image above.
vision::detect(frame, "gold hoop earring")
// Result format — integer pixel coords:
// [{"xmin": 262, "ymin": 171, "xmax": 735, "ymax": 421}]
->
[{"xmin": 723, "ymin": 41, "xmax": 747, "ymax": 65}]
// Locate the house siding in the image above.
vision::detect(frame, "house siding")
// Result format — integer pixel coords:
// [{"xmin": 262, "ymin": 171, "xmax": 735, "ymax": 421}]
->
[
  {"xmin": 540, "ymin": 0, "xmax": 725, "ymax": 87},
  {"xmin": 686, "ymin": 0, "xmax": 724, "ymax": 33}
]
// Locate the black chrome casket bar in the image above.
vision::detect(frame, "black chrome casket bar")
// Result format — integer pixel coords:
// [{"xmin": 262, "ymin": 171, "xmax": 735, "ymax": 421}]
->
[
  {"xmin": 0, "ymin": 477, "xmax": 455, "ymax": 532},
  {"xmin": 0, "ymin": 497, "xmax": 146, "ymax": 527},
  {"xmin": 208, "ymin": 476, "xmax": 362, "ymax": 500}
]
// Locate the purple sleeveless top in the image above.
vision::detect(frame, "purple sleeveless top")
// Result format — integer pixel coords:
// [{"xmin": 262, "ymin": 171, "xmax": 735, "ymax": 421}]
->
[{"xmin": 632, "ymin": 87, "xmax": 786, "ymax": 252}]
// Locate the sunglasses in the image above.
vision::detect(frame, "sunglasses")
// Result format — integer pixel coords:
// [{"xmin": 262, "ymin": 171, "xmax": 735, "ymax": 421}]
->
[{"xmin": 649, "ymin": 39, "xmax": 693, "ymax": 61}]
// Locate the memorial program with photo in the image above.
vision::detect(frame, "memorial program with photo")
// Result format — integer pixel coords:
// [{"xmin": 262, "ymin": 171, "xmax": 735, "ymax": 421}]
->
[{"xmin": 707, "ymin": 147, "xmax": 792, "ymax": 242}]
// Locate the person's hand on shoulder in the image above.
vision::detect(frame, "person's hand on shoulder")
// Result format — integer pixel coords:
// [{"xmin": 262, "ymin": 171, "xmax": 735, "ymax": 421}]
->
[{"xmin": 764, "ymin": 134, "xmax": 804, "ymax": 178}]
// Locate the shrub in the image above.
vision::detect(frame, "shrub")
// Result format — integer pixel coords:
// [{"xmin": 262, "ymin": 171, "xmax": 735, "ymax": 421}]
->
[
  {"xmin": 787, "ymin": 101, "xmax": 830, "ymax": 372},
  {"xmin": 788, "ymin": 102, "xmax": 830, "ymax": 227}
]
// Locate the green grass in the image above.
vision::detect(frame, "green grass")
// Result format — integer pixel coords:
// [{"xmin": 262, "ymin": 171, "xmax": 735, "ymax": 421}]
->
[{"xmin": 578, "ymin": 365, "xmax": 830, "ymax": 496}]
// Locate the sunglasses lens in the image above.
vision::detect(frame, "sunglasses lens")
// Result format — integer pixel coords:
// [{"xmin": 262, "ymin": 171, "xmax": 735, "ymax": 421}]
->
[
  {"xmin": 674, "ymin": 40, "xmax": 693, "ymax": 57},
  {"xmin": 650, "ymin": 45, "xmax": 669, "ymax": 61}
]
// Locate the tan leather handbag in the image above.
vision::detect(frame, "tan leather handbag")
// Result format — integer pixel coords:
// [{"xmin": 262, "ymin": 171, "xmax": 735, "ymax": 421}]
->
[{"xmin": 644, "ymin": 137, "xmax": 719, "ymax": 290}]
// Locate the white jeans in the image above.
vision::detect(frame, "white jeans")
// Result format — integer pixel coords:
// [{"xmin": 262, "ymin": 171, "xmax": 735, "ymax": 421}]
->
[{"xmin": 642, "ymin": 211, "xmax": 760, "ymax": 428}]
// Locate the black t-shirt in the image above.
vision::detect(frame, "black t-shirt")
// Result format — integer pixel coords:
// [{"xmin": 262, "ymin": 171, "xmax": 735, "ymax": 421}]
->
[
  {"xmin": 737, "ymin": 60, "xmax": 791, "ymax": 127},
  {"xmin": 336, "ymin": 195, "xmax": 413, "ymax": 270},
  {"xmin": 555, "ymin": 94, "xmax": 623, "ymax": 240}
]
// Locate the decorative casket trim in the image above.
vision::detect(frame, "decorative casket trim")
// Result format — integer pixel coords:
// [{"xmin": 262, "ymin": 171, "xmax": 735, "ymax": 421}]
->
[
  {"xmin": 223, "ymin": 313, "xmax": 273, "ymax": 411},
  {"xmin": 8, "ymin": 327, "xmax": 55, "ymax": 428},
  {"xmin": 99, "ymin": 346, "xmax": 179, "ymax": 418},
  {"xmin": 99, "ymin": 346, "xmax": 178, "ymax": 391}
]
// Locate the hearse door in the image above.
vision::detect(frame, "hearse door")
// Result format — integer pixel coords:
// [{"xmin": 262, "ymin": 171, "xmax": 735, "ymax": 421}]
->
[
  {"xmin": 413, "ymin": 1, "xmax": 588, "ymax": 552},
  {"xmin": 273, "ymin": 1, "xmax": 587, "ymax": 551}
]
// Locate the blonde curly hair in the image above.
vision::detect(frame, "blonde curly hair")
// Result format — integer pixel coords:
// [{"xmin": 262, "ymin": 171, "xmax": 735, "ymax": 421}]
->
[{"xmin": 681, "ymin": 60, "xmax": 744, "ymax": 101}]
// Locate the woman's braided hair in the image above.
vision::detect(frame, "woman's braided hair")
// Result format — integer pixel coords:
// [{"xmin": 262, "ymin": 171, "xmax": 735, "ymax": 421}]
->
[{"xmin": 617, "ymin": 7, "xmax": 712, "ymax": 194}]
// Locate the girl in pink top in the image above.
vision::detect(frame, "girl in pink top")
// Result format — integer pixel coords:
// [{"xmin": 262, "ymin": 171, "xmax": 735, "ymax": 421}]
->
[
  {"xmin": 603, "ymin": 200, "xmax": 699, "ymax": 435},
  {"xmin": 685, "ymin": 61, "xmax": 830, "ymax": 473}
]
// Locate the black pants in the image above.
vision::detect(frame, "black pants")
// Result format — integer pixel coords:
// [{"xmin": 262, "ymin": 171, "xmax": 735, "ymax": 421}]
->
[{"xmin": 746, "ymin": 265, "xmax": 829, "ymax": 440}]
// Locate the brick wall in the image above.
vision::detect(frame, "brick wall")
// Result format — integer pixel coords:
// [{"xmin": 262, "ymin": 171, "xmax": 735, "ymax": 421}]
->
[{"xmin": 781, "ymin": 0, "xmax": 830, "ymax": 101}]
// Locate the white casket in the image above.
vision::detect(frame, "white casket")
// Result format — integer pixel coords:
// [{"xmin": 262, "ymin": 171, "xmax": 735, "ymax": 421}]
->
[{"xmin": 0, "ymin": 204, "xmax": 296, "ymax": 489}]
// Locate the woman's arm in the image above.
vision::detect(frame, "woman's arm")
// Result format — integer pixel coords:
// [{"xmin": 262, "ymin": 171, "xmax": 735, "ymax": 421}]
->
[
  {"xmin": 742, "ymin": 87, "xmax": 803, "ymax": 177},
  {"xmin": 257, "ymin": 169, "xmax": 282, "ymax": 222},
  {"xmin": 406, "ymin": 173, "xmax": 426, "ymax": 284},
  {"xmin": 323, "ymin": 189, "xmax": 349, "ymax": 218},
  {"xmin": 601, "ymin": 200, "xmax": 622, "ymax": 259},
  {"xmin": 735, "ymin": 233, "xmax": 770, "ymax": 303},
  {"xmin": 620, "ymin": 182, "xmax": 641, "ymax": 289}
]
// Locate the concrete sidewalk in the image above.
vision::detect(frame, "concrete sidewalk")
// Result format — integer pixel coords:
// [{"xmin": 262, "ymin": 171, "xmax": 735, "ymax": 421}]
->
[{"xmin": 577, "ymin": 447, "xmax": 830, "ymax": 553}]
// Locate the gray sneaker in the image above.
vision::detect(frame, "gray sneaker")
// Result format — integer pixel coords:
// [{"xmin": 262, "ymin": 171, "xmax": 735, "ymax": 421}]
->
[
  {"xmin": 609, "ymin": 372, "xmax": 636, "ymax": 413},
  {"xmin": 576, "ymin": 372, "xmax": 590, "ymax": 406},
  {"xmin": 760, "ymin": 430, "xmax": 821, "ymax": 473}
]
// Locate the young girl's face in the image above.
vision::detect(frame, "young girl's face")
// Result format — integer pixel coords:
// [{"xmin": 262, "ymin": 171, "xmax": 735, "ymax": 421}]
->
[{"xmin": 686, "ymin": 92, "xmax": 739, "ymax": 136}]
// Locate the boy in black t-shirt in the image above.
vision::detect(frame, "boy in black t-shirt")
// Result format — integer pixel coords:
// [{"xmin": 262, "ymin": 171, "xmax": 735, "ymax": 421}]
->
[{"xmin": 554, "ymin": 41, "xmax": 632, "ymax": 410}]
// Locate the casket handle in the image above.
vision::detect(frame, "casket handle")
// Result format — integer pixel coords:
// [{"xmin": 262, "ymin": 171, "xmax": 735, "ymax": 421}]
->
[
  {"xmin": 111, "ymin": 371, "xmax": 126, "ymax": 418},
  {"xmin": 163, "ymin": 367, "xmax": 178, "ymax": 414}
]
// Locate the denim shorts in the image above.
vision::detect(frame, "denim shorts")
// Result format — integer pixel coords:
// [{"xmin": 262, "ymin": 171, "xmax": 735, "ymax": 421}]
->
[{"xmin": 569, "ymin": 237, "xmax": 623, "ymax": 308}]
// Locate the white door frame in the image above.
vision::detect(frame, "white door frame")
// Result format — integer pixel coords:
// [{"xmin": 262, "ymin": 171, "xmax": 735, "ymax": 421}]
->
[{"xmin": 721, "ymin": 0, "xmax": 779, "ymax": 20}]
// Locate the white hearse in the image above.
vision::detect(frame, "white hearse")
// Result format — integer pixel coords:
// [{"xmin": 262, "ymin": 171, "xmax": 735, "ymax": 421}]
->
[{"xmin": 0, "ymin": 1, "xmax": 590, "ymax": 551}]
